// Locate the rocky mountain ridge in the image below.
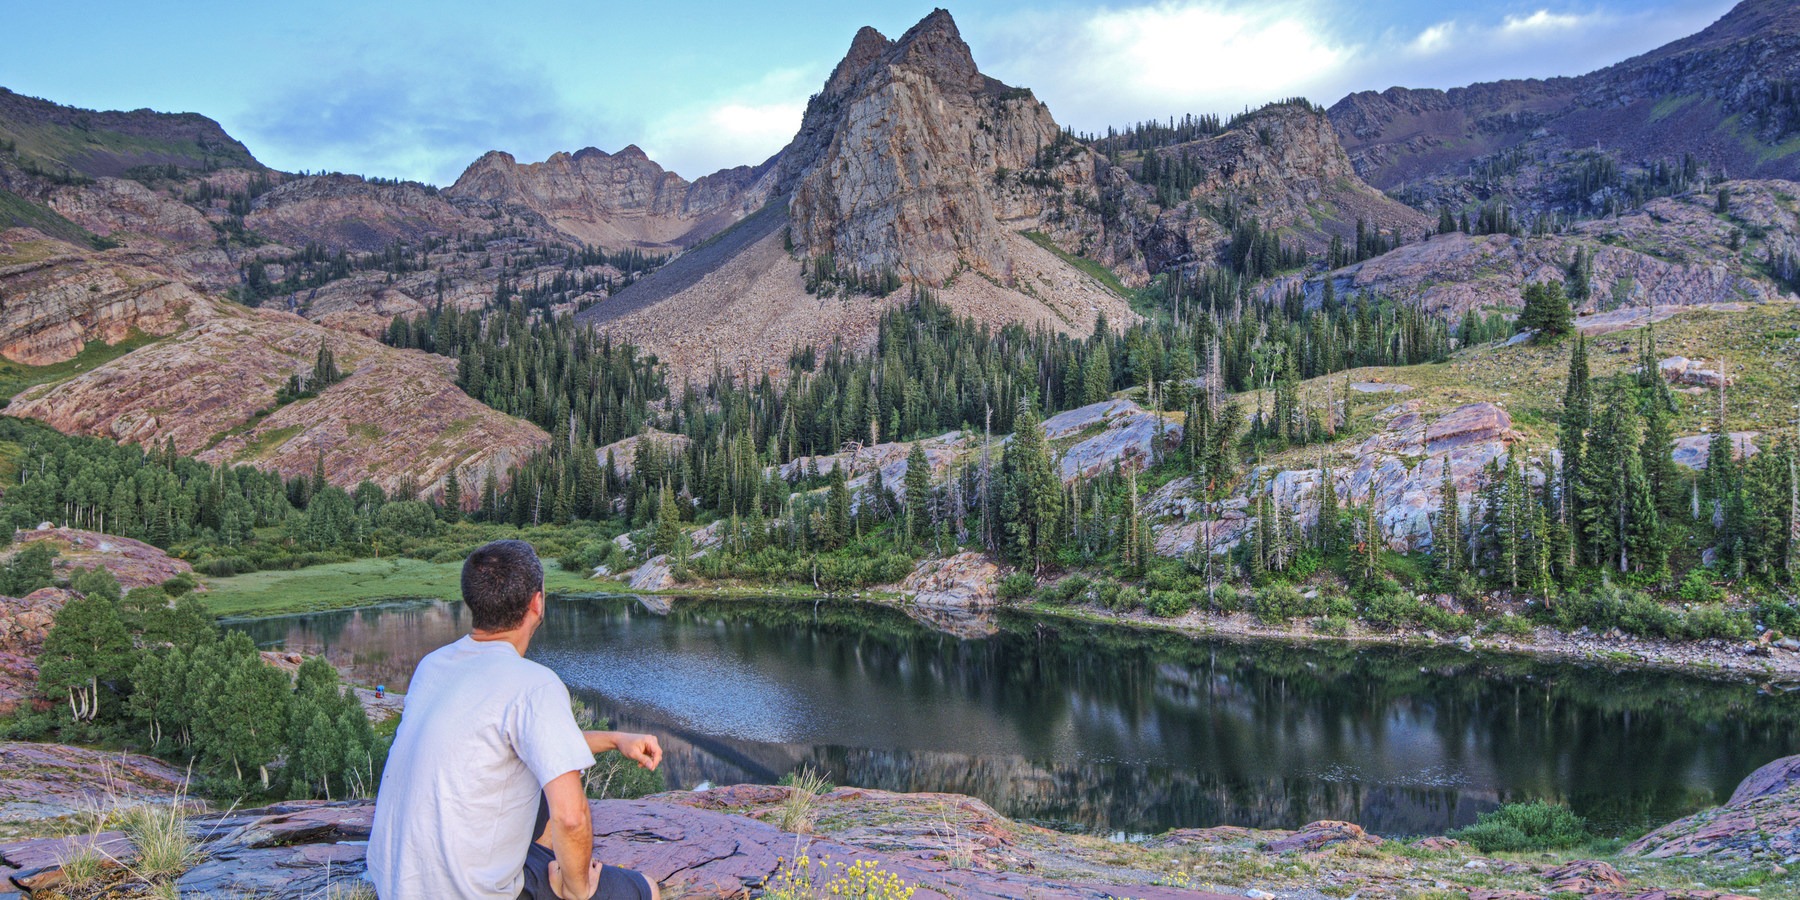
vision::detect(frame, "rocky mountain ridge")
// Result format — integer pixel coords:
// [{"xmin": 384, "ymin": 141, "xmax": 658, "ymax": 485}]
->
[
  {"xmin": 446, "ymin": 145, "xmax": 775, "ymax": 250},
  {"xmin": 1327, "ymin": 0, "xmax": 1800, "ymax": 193}
]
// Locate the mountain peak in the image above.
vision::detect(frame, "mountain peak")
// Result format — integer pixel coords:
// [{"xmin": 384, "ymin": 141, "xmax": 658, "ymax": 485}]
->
[{"xmin": 889, "ymin": 8, "xmax": 987, "ymax": 94}]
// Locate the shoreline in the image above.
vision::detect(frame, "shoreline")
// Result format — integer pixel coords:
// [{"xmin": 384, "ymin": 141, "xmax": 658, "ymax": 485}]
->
[{"xmin": 221, "ymin": 570, "xmax": 1800, "ymax": 683}]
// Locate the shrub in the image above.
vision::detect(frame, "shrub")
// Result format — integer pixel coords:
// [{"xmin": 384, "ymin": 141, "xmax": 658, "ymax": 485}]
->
[
  {"xmin": 1315, "ymin": 615, "xmax": 1351, "ymax": 635},
  {"xmin": 1485, "ymin": 614, "xmax": 1535, "ymax": 637},
  {"xmin": 1360, "ymin": 589, "xmax": 1426, "ymax": 630},
  {"xmin": 1146, "ymin": 590, "xmax": 1190, "ymax": 618},
  {"xmin": 1760, "ymin": 597, "xmax": 1800, "ymax": 635},
  {"xmin": 1043, "ymin": 575, "xmax": 1090, "ymax": 605},
  {"xmin": 1252, "ymin": 584, "xmax": 1319, "ymax": 624},
  {"xmin": 1678, "ymin": 568, "xmax": 1724, "ymax": 604},
  {"xmin": 1210, "ymin": 583, "xmax": 1241, "ymax": 614},
  {"xmin": 997, "ymin": 572, "xmax": 1036, "ymax": 601},
  {"xmin": 1107, "ymin": 585, "xmax": 1144, "ymax": 612},
  {"xmin": 1450, "ymin": 800, "xmax": 1588, "ymax": 852},
  {"xmin": 1679, "ymin": 604, "xmax": 1753, "ymax": 641}
]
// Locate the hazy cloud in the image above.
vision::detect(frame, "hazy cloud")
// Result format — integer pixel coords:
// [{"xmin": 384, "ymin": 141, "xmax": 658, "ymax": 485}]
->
[
  {"xmin": 974, "ymin": 0, "xmax": 1733, "ymax": 135},
  {"xmin": 639, "ymin": 67, "xmax": 818, "ymax": 177},
  {"xmin": 234, "ymin": 37, "xmax": 626, "ymax": 186}
]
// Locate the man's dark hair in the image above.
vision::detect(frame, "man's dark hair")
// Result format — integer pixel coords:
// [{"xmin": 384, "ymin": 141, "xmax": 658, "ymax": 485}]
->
[{"xmin": 461, "ymin": 540, "xmax": 544, "ymax": 631}]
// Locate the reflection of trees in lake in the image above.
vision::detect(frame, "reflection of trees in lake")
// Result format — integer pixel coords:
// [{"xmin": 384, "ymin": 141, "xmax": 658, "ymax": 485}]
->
[{"xmin": 233, "ymin": 595, "xmax": 1800, "ymax": 835}]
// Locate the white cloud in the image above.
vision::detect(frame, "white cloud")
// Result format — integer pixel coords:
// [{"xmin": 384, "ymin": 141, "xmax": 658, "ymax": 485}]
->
[
  {"xmin": 639, "ymin": 67, "xmax": 816, "ymax": 178},
  {"xmin": 978, "ymin": 1, "xmax": 1354, "ymax": 131},
  {"xmin": 967, "ymin": 0, "xmax": 1734, "ymax": 133},
  {"xmin": 1501, "ymin": 10, "xmax": 1588, "ymax": 34}
]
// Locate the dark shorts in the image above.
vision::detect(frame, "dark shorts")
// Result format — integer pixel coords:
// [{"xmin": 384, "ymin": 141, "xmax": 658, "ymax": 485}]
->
[{"xmin": 518, "ymin": 794, "xmax": 654, "ymax": 900}]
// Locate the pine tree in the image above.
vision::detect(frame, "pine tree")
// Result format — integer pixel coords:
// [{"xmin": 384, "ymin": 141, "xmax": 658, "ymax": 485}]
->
[
  {"xmin": 1519, "ymin": 281, "xmax": 1574, "ymax": 340},
  {"xmin": 999, "ymin": 400, "xmax": 1064, "ymax": 572},
  {"xmin": 823, "ymin": 467, "xmax": 852, "ymax": 551},
  {"xmin": 1434, "ymin": 461, "xmax": 1462, "ymax": 576},
  {"xmin": 903, "ymin": 442, "xmax": 931, "ymax": 549},
  {"xmin": 1559, "ymin": 335, "xmax": 1592, "ymax": 565},
  {"xmin": 1316, "ymin": 465, "xmax": 1341, "ymax": 555},
  {"xmin": 653, "ymin": 481, "xmax": 682, "ymax": 556},
  {"xmin": 441, "ymin": 470, "xmax": 462, "ymax": 523}
]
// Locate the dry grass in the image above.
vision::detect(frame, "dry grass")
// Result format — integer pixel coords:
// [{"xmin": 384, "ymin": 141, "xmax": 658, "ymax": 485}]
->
[{"xmin": 776, "ymin": 767, "xmax": 834, "ymax": 834}]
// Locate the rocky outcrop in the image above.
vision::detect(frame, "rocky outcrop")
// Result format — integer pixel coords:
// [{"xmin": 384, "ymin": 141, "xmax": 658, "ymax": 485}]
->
[
  {"xmin": 1627, "ymin": 752, "xmax": 1800, "ymax": 863},
  {"xmin": 1041, "ymin": 399, "xmax": 1183, "ymax": 481},
  {"xmin": 0, "ymin": 589, "xmax": 71, "ymax": 716},
  {"xmin": 1327, "ymin": 1, "xmax": 1800, "ymax": 188},
  {"xmin": 895, "ymin": 552, "xmax": 1003, "ymax": 610},
  {"xmin": 447, "ymin": 147, "xmax": 773, "ymax": 250},
  {"xmin": 1138, "ymin": 104, "xmax": 1430, "ymax": 256},
  {"xmin": 6, "ymin": 302, "xmax": 548, "ymax": 498},
  {"xmin": 0, "ymin": 228, "xmax": 210, "ymax": 365},
  {"xmin": 1658, "ymin": 356, "xmax": 1734, "ymax": 389},
  {"xmin": 595, "ymin": 430, "xmax": 694, "ymax": 478},
  {"xmin": 626, "ymin": 555, "xmax": 676, "ymax": 593},
  {"xmin": 245, "ymin": 174, "xmax": 486, "ymax": 253},
  {"xmin": 1312, "ymin": 181, "xmax": 1797, "ymax": 321},
  {"xmin": 1671, "ymin": 433, "xmax": 1761, "ymax": 471},
  {"xmin": 1729, "ymin": 755, "xmax": 1800, "ymax": 805},
  {"xmin": 12, "ymin": 526, "xmax": 195, "ymax": 592},
  {"xmin": 1154, "ymin": 402, "xmax": 1526, "ymax": 556},
  {"xmin": 0, "ymin": 787, "xmax": 1238, "ymax": 900},
  {"xmin": 0, "ymin": 742, "xmax": 190, "ymax": 828}
]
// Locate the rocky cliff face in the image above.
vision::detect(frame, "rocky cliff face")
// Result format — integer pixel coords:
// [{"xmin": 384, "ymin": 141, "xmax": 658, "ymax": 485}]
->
[
  {"xmin": 1303, "ymin": 180, "xmax": 1798, "ymax": 320},
  {"xmin": 1327, "ymin": 0, "xmax": 1800, "ymax": 190},
  {"xmin": 6, "ymin": 298, "xmax": 548, "ymax": 497},
  {"xmin": 447, "ymin": 146, "xmax": 774, "ymax": 250},
  {"xmin": 0, "ymin": 228, "xmax": 209, "ymax": 365},
  {"xmin": 576, "ymin": 10, "xmax": 1143, "ymax": 378},
  {"xmin": 781, "ymin": 10, "xmax": 1065, "ymax": 287}
]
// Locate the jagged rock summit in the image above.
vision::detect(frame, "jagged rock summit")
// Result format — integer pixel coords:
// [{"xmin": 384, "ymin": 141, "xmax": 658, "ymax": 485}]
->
[{"xmin": 575, "ymin": 9, "xmax": 1142, "ymax": 377}]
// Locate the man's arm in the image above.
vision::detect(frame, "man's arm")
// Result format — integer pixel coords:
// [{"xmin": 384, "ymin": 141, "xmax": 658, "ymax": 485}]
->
[
  {"xmin": 583, "ymin": 731, "xmax": 663, "ymax": 770},
  {"xmin": 542, "ymin": 769, "xmax": 600, "ymax": 900}
]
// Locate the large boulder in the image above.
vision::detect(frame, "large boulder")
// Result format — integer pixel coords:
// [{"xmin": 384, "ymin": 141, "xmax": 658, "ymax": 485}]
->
[
  {"xmin": 1730, "ymin": 755, "xmax": 1800, "ymax": 805},
  {"xmin": 1626, "ymin": 756, "xmax": 1800, "ymax": 862},
  {"xmin": 12, "ymin": 526, "xmax": 195, "ymax": 592},
  {"xmin": 896, "ymin": 552, "xmax": 1003, "ymax": 610}
]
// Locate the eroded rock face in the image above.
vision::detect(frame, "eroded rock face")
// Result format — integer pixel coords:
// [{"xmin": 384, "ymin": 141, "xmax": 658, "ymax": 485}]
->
[
  {"xmin": 245, "ymin": 174, "xmax": 483, "ymax": 253},
  {"xmin": 0, "ymin": 742, "xmax": 190, "ymax": 826},
  {"xmin": 0, "ymin": 589, "xmax": 71, "ymax": 716},
  {"xmin": 447, "ymin": 147, "xmax": 773, "ymax": 250},
  {"xmin": 0, "ymin": 228, "xmax": 210, "ymax": 365},
  {"xmin": 1041, "ymin": 400, "xmax": 1183, "ymax": 481},
  {"xmin": 1627, "ymin": 753, "xmax": 1800, "ymax": 863},
  {"xmin": 896, "ymin": 552, "xmax": 1003, "ymax": 611},
  {"xmin": 6, "ymin": 303, "xmax": 548, "ymax": 498},
  {"xmin": 1153, "ymin": 402, "xmax": 1528, "ymax": 556}
]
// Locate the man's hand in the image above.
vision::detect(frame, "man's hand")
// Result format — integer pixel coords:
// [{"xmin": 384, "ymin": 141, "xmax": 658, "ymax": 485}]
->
[
  {"xmin": 584, "ymin": 731, "xmax": 663, "ymax": 770},
  {"xmin": 547, "ymin": 858, "xmax": 601, "ymax": 900}
]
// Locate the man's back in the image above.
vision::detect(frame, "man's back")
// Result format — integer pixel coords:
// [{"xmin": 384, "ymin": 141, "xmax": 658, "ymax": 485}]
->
[{"xmin": 367, "ymin": 634, "xmax": 594, "ymax": 899}]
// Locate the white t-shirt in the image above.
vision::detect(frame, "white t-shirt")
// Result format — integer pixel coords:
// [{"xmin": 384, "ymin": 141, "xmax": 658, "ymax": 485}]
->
[{"xmin": 367, "ymin": 635, "xmax": 596, "ymax": 899}]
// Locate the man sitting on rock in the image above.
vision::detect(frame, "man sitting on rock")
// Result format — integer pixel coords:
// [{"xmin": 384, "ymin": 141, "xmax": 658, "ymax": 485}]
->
[{"xmin": 368, "ymin": 539, "xmax": 664, "ymax": 899}]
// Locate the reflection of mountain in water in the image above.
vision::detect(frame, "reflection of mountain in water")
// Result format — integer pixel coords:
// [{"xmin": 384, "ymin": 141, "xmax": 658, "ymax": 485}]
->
[{"xmin": 231, "ymin": 594, "xmax": 1800, "ymax": 836}]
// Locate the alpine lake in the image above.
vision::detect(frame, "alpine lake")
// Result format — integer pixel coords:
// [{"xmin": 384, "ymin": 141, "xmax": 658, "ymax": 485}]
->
[{"xmin": 228, "ymin": 592, "xmax": 1800, "ymax": 839}]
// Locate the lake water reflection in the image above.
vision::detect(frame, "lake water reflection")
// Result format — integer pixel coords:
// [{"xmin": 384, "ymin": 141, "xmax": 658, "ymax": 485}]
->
[{"xmin": 229, "ymin": 594, "xmax": 1800, "ymax": 836}]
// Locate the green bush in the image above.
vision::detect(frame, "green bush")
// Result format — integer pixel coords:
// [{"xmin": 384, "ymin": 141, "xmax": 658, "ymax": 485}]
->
[
  {"xmin": 1315, "ymin": 615, "xmax": 1350, "ymax": 635},
  {"xmin": 1760, "ymin": 597, "xmax": 1800, "ymax": 635},
  {"xmin": 1043, "ymin": 575, "xmax": 1090, "ymax": 605},
  {"xmin": 1252, "ymin": 584, "xmax": 1321, "ymax": 624},
  {"xmin": 1146, "ymin": 590, "xmax": 1190, "ymax": 618},
  {"xmin": 1485, "ymin": 614, "xmax": 1535, "ymax": 637},
  {"xmin": 1105, "ymin": 585, "xmax": 1143, "ymax": 612},
  {"xmin": 1360, "ymin": 589, "xmax": 1425, "ymax": 630},
  {"xmin": 1210, "ymin": 583, "xmax": 1241, "ymax": 614},
  {"xmin": 1678, "ymin": 568, "xmax": 1724, "ymax": 604},
  {"xmin": 1450, "ymin": 801, "xmax": 1588, "ymax": 852},
  {"xmin": 997, "ymin": 572, "xmax": 1036, "ymax": 601},
  {"xmin": 1679, "ymin": 603, "xmax": 1753, "ymax": 641}
]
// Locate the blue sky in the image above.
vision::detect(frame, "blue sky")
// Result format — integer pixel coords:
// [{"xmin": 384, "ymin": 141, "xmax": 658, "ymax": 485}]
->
[{"xmin": 2, "ymin": 0, "xmax": 1738, "ymax": 186}]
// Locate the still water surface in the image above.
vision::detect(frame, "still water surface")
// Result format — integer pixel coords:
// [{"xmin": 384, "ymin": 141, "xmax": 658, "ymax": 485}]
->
[{"xmin": 230, "ymin": 594, "xmax": 1800, "ymax": 836}]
